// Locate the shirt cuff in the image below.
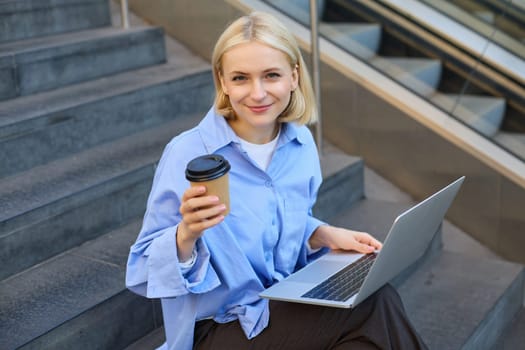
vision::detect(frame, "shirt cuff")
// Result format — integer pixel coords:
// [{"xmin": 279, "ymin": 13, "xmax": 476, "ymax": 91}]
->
[
  {"xmin": 179, "ymin": 246, "xmax": 197, "ymax": 274},
  {"xmin": 306, "ymin": 240, "xmax": 322, "ymax": 255}
]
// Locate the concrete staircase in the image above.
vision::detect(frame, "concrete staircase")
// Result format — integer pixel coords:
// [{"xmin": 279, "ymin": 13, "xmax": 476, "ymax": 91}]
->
[
  {"xmin": 0, "ymin": 0, "xmax": 211, "ymax": 348},
  {"xmin": 0, "ymin": 1, "xmax": 523, "ymax": 350}
]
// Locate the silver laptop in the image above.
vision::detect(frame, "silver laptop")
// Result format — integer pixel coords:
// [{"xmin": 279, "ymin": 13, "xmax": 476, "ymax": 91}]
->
[{"xmin": 260, "ymin": 176, "xmax": 465, "ymax": 308}]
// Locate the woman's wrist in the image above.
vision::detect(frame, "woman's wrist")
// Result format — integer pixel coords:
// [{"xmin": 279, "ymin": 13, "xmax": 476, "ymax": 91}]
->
[
  {"xmin": 176, "ymin": 224, "xmax": 198, "ymax": 262},
  {"xmin": 309, "ymin": 224, "xmax": 332, "ymax": 250}
]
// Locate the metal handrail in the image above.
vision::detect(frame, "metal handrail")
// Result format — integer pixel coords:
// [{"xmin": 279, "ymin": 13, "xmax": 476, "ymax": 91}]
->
[
  {"xmin": 120, "ymin": 0, "xmax": 130, "ymax": 28},
  {"xmin": 310, "ymin": 0, "xmax": 322, "ymax": 155}
]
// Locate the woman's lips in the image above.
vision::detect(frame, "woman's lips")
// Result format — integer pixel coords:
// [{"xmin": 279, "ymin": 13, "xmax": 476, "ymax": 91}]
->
[{"xmin": 248, "ymin": 104, "xmax": 272, "ymax": 113}]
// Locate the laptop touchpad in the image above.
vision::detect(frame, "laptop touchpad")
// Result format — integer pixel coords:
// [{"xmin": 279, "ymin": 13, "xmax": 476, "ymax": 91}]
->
[{"xmin": 286, "ymin": 260, "xmax": 348, "ymax": 283}]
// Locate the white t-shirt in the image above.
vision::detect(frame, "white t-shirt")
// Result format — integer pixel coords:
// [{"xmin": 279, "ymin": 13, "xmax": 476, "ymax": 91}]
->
[{"xmin": 239, "ymin": 129, "xmax": 280, "ymax": 171}]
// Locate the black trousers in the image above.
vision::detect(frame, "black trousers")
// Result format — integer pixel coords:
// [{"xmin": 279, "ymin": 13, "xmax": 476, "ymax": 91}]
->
[{"xmin": 194, "ymin": 284, "xmax": 428, "ymax": 350}]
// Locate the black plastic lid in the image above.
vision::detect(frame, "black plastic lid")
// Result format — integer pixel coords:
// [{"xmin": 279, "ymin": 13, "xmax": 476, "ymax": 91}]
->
[{"xmin": 185, "ymin": 154, "xmax": 231, "ymax": 182}]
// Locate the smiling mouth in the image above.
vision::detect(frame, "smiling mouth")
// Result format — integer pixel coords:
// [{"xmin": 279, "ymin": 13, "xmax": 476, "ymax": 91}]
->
[{"xmin": 248, "ymin": 104, "xmax": 272, "ymax": 113}]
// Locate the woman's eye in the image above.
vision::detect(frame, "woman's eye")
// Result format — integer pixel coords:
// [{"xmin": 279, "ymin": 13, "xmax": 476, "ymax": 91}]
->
[
  {"xmin": 232, "ymin": 75, "xmax": 247, "ymax": 82},
  {"xmin": 266, "ymin": 72, "xmax": 281, "ymax": 79}
]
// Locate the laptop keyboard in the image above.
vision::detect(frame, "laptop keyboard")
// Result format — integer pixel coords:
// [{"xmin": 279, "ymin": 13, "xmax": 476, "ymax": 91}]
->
[{"xmin": 301, "ymin": 253, "xmax": 377, "ymax": 302}]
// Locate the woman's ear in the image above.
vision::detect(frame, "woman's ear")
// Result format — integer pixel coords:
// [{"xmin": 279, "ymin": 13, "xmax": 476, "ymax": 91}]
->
[
  {"xmin": 291, "ymin": 64, "xmax": 299, "ymax": 91},
  {"xmin": 219, "ymin": 72, "xmax": 229, "ymax": 95}
]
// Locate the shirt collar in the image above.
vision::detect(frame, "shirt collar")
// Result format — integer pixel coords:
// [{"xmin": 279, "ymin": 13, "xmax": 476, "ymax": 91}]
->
[
  {"xmin": 198, "ymin": 107, "xmax": 307, "ymax": 153},
  {"xmin": 279, "ymin": 119, "xmax": 307, "ymax": 148},
  {"xmin": 198, "ymin": 107, "xmax": 239, "ymax": 153}
]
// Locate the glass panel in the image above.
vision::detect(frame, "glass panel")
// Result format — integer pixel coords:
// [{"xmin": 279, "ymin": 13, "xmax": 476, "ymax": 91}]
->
[
  {"xmin": 418, "ymin": 0, "xmax": 525, "ymax": 159},
  {"xmin": 421, "ymin": 0, "xmax": 525, "ymax": 60},
  {"xmin": 263, "ymin": 0, "xmax": 525, "ymax": 161}
]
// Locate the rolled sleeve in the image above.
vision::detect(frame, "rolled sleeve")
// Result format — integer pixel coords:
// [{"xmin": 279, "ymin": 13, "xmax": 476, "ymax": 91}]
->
[
  {"xmin": 181, "ymin": 238, "xmax": 221, "ymax": 293},
  {"xmin": 306, "ymin": 216, "xmax": 329, "ymax": 256},
  {"xmin": 141, "ymin": 227, "xmax": 185, "ymax": 297},
  {"xmin": 127, "ymin": 221, "xmax": 221, "ymax": 298},
  {"xmin": 305, "ymin": 215, "xmax": 325, "ymax": 240}
]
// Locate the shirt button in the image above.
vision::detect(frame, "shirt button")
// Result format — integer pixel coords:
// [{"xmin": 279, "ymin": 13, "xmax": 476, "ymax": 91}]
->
[{"xmin": 265, "ymin": 181, "xmax": 272, "ymax": 187}]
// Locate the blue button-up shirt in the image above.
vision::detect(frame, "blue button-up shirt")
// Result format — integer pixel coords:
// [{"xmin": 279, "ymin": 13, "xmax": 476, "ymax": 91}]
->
[{"xmin": 126, "ymin": 107, "xmax": 327, "ymax": 350}]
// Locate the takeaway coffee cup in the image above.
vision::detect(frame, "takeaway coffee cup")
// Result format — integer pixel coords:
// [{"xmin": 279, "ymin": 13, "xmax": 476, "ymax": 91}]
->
[{"xmin": 185, "ymin": 154, "xmax": 231, "ymax": 215}]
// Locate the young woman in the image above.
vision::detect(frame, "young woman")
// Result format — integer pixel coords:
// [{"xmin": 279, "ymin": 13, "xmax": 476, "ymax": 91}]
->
[{"xmin": 126, "ymin": 11, "xmax": 427, "ymax": 350}]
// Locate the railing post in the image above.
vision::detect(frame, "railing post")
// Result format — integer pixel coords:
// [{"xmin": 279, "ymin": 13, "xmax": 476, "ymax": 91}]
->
[
  {"xmin": 310, "ymin": 0, "xmax": 322, "ymax": 156},
  {"xmin": 120, "ymin": 0, "xmax": 130, "ymax": 29}
]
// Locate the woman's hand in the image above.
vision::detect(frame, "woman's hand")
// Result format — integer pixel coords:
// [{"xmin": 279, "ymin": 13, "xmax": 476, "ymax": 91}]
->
[
  {"xmin": 309, "ymin": 225, "xmax": 382, "ymax": 254},
  {"xmin": 176, "ymin": 185, "xmax": 227, "ymax": 261}
]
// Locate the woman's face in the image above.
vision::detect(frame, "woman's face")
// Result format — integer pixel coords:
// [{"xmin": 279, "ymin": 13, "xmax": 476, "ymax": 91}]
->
[{"xmin": 219, "ymin": 41, "xmax": 298, "ymax": 143}]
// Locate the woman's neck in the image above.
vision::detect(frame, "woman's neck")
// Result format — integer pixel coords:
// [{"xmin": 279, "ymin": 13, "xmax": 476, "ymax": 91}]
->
[{"xmin": 228, "ymin": 120, "xmax": 280, "ymax": 144}]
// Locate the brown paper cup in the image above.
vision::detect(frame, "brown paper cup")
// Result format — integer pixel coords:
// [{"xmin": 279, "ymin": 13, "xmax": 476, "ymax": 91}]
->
[{"xmin": 186, "ymin": 154, "xmax": 231, "ymax": 216}]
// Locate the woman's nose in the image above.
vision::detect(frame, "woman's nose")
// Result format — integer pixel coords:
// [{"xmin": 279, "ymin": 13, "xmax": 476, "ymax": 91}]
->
[{"xmin": 250, "ymin": 80, "xmax": 267, "ymax": 100}]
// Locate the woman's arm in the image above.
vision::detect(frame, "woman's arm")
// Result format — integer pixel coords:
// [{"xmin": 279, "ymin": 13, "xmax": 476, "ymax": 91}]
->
[{"xmin": 126, "ymin": 139, "xmax": 223, "ymax": 298}]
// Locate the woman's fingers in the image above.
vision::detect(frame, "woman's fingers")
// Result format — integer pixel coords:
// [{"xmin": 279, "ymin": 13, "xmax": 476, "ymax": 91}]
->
[
  {"xmin": 186, "ymin": 203, "xmax": 226, "ymax": 223},
  {"xmin": 352, "ymin": 241, "xmax": 376, "ymax": 254},
  {"xmin": 181, "ymin": 196, "xmax": 226, "ymax": 233},
  {"xmin": 178, "ymin": 202, "xmax": 226, "ymax": 242},
  {"xmin": 182, "ymin": 195, "xmax": 219, "ymax": 214},
  {"xmin": 184, "ymin": 211, "xmax": 226, "ymax": 233},
  {"xmin": 358, "ymin": 233, "xmax": 383, "ymax": 250},
  {"xmin": 354, "ymin": 232, "xmax": 383, "ymax": 250}
]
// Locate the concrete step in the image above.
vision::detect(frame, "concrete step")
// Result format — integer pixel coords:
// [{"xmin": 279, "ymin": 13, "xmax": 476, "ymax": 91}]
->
[
  {"xmin": 399, "ymin": 251, "xmax": 524, "ymax": 350},
  {"xmin": 0, "ymin": 63, "xmax": 212, "ymax": 179},
  {"xmin": 124, "ymin": 327, "xmax": 166, "ymax": 350},
  {"xmin": 0, "ymin": 0, "xmax": 111, "ymax": 43},
  {"xmin": 430, "ymin": 93, "xmax": 506, "ymax": 137},
  {"xmin": 0, "ymin": 219, "xmax": 163, "ymax": 350},
  {"xmin": 491, "ymin": 307, "xmax": 525, "ymax": 350},
  {"xmin": 315, "ymin": 143, "xmax": 365, "ymax": 222},
  {"xmin": 371, "ymin": 57, "xmax": 442, "ymax": 96},
  {"xmin": 320, "ymin": 22, "xmax": 382, "ymax": 59},
  {"xmin": 267, "ymin": 0, "xmax": 320, "ymax": 26},
  {"xmin": 269, "ymin": 0, "xmax": 381, "ymax": 59},
  {"xmin": 0, "ymin": 26, "xmax": 166, "ymax": 100},
  {"xmin": 0, "ymin": 114, "xmax": 201, "ymax": 280}
]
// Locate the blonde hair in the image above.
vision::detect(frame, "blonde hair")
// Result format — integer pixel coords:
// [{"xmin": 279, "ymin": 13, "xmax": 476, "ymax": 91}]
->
[{"xmin": 211, "ymin": 12, "xmax": 318, "ymax": 125}]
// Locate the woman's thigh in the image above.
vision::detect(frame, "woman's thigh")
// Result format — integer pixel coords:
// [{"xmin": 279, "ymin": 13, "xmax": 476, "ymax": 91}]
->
[
  {"xmin": 193, "ymin": 285, "xmax": 405, "ymax": 350},
  {"xmin": 194, "ymin": 302, "xmax": 353, "ymax": 349}
]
